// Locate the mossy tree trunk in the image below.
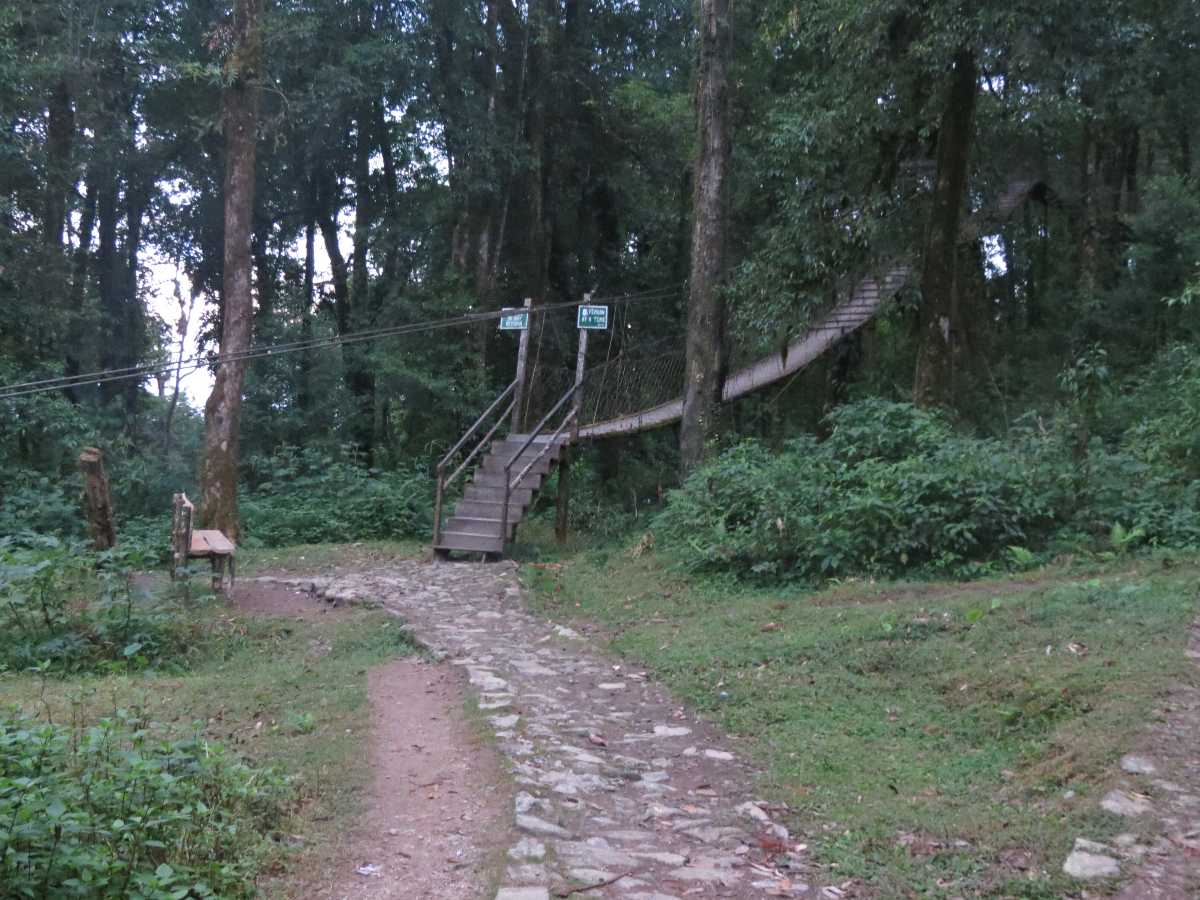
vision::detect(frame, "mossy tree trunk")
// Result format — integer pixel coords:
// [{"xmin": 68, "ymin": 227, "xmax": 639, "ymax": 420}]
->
[{"xmin": 200, "ymin": 0, "xmax": 264, "ymax": 541}]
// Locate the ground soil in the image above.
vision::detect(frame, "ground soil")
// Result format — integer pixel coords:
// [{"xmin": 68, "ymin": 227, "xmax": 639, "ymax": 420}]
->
[
  {"xmin": 230, "ymin": 580, "xmax": 511, "ymax": 900},
  {"xmin": 232, "ymin": 580, "xmax": 343, "ymax": 619},
  {"xmin": 289, "ymin": 659, "xmax": 511, "ymax": 900}
]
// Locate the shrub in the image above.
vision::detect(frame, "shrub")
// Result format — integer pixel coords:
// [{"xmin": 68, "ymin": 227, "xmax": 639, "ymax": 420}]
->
[
  {"xmin": 1115, "ymin": 343, "xmax": 1200, "ymax": 479},
  {"xmin": 0, "ymin": 474, "xmax": 85, "ymax": 540},
  {"xmin": 0, "ymin": 537, "xmax": 202, "ymax": 674},
  {"xmin": 655, "ymin": 399, "xmax": 1200, "ymax": 579},
  {"xmin": 0, "ymin": 709, "xmax": 287, "ymax": 898},
  {"xmin": 239, "ymin": 447, "xmax": 430, "ymax": 547}
]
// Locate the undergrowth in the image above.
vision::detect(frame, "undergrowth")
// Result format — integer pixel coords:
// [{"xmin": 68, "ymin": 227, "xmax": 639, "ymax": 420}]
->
[
  {"xmin": 655, "ymin": 396, "xmax": 1200, "ymax": 580},
  {"xmin": 239, "ymin": 447, "xmax": 429, "ymax": 548},
  {"xmin": 0, "ymin": 537, "xmax": 213, "ymax": 674},
  {"xmin": 0, "ymin": 709, "xmax": 288, "ymax": 898}
]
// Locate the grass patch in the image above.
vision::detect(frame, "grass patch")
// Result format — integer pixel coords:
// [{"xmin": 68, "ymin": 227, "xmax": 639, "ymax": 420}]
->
[
  {"xmin": 238, "ymin": 538, "xmax": 425, "ymax": 576},
  {"xmin": 525, "ymin": 550, "xmax": 1199, "ymax": 896},
  {"xmin": 0, "ymin": 568, "xmax": 420, "ymax": 896}
]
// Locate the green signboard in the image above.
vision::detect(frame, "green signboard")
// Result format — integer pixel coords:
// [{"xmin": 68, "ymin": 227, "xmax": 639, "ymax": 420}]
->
[
  {"xmin": 499, "ymin": 309, "xmax": 529, "ymax": 331},
  {"xmin": 577, "ymin": 304, "xmax": 609, "ymax": 330}
]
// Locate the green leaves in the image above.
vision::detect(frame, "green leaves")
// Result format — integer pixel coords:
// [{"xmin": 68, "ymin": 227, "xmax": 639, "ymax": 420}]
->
[
  {"xmin": 0, "ymin": 711, "xmax": 287, "ymax": 898},
  {"xmin": 240, "ymin": 446, "xmax": 430, "ymax": 547},
  {"xmin": 656, "ymin": 390, "xmax": 1200, "ymax": 580},
  {"xmin": 0, "ymin": 540, "xmax": 201, "ymax": 674}
]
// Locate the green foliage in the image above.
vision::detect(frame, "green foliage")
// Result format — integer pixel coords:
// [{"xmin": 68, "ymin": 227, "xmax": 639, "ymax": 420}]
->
[
  {"xmin": 239, "ymin": 447, "xmax": 430, "ymax": 548},
  {"xmin": 0, "ymin": 475, "xmax": 84, "ymax": 538},
  {"xmin": 0, "ymin": 709, "xmax": 287, "ymax": 898},
  {"xmin": 1114, "ymin": 343, "xmax": 1200, "ymax": 478},
  {"xmin": 656, "ymin": 394, "xmax": 1200, "ymax": 579},
  {"xmin": 0, "ymin": 538, "xmax": 202, "ymax": 674}
]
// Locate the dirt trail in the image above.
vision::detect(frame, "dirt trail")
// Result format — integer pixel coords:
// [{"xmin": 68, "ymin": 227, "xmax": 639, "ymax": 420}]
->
[
  {"xmin": 319, "ymin": 659, "xmax": 509, "ymax": 900},
  {"xmin": 231, "ymin": 580, "xmax": 510, "ymax": 900}
]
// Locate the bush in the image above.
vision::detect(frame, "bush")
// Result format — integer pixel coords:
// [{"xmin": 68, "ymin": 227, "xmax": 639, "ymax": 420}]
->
[
  {"xmin": 0, "ymin": 474, "xmax": 86, "ymax": 540},
  {"xmin": 0, "ymin": 709, "xmax": 287, "ymax": 898},
  {"xmin": 239, "ymin": 447, "xmax": 429, "ymax": 547},
  {"xmin": 0, "ymin": 537, "xmax": 202, "ymax": 674},
  {"xmin": 655, "ymin": 399, "xmax": 1200, "ymax": 579},
  {"xmin": 1114, "ymin": 343, "xmax": 1200, "ymax": 479}
]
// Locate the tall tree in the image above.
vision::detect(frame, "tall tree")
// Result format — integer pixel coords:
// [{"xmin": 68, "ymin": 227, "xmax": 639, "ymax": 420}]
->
[
  {"xmin": 679, "ymin": 0, "xmax": 732, "ymax": 474},
  {"xmin": 200, "ymin": 0, "xmax": 264, "ymax": 539},
  {"xmin": 913, "ymin": 49, "xmax": 978, "ymax": 409}
]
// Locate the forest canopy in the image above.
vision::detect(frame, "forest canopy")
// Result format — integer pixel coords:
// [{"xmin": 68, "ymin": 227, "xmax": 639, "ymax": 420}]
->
[{"xmin": 1, "ymin": 0, "xmax": 1198, "ymax": 562}]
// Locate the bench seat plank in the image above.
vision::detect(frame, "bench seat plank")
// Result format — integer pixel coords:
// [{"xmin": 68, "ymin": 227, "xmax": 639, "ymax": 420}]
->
[{"xmin": 191, "ymin": 530, "xmax": 236, "ymax": 556}]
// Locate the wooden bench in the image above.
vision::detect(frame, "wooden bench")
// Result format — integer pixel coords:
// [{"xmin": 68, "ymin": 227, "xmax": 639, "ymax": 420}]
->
[{"xmin": 171, "ymin": 493, "xmax": 236, "ymax": 590}]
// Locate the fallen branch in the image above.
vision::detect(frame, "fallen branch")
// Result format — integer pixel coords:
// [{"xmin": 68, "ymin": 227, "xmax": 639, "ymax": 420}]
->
[{"xmin": 554, "ymin": 871, "xmax": 632, "ymax": 896}]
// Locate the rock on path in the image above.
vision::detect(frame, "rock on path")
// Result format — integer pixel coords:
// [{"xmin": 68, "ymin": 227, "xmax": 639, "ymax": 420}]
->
[{"xmin": 255, "ymin": 561, "xmax": 825, "ymax": 899}]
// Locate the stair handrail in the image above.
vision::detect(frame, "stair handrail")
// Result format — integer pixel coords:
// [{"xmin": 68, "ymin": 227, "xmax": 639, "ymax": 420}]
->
[
  {"xmin": 500, "ymin": 382, "xmax": 581, "ymax": 549},
  {"xmin": 434, "ymin": 379, "xmax": 519, "ymax": 546}
]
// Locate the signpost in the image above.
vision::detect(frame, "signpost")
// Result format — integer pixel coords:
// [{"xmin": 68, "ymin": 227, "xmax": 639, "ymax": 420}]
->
[
  {"xmin": 499, "ymin": 308, "xmax": 530, "ymax": 331},
  {"xmin": 577, "ymin": 304, "xmax": 609, "ymax": 330}
]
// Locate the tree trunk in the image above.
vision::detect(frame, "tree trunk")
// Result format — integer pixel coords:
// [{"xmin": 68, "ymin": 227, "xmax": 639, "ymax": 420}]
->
[
  {"xmin": 64, "ymin": 175, "xmax": 97, "ymax": 401},
  {"xmin": 200, "ymin": 0, "xmax": 264, "ymax": 541},
  {"xmin": 120, "ymin": 173, "xmax": 149, "ymax": 417},
  {"xmin": 679, "ymin": 0, "xmax": 732, "ymax": 476},
  {"xmin": 318, "ymin": 207, "xmax": 351, "ymax": 334},
  {"xmin": 913, "ymin": 49, "xmax": 977, "ymax": 410},
  {"xmin": 164, "ymin": 281, "xmax": 194, "ymax": 454},
  {"xmin": 376, "ymin": 99, "xmax": 401, "ymax": 287},
  {"xmin": 299, "ymin": 203, "xmax": 316, "ymax": 414},
  {"xmin": 78, "ymin": 447, "xmax": 117, "ymax": 551},
  {"xmin": 348, "ymin": 105, "xmax": 376, "ymax": 455},
  {"xmin": 96, "ymin": 168, "xmax": 120, "ymax": 407},
  {"xmin": 43, "ymin": 79, "xmax": 74, "ymax": 249}
]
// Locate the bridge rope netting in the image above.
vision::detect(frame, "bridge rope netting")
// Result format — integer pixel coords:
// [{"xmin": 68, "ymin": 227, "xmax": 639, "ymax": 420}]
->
[{"xmin": 514, "ymin": 176, "xmax": 1039, "ymax": 440}]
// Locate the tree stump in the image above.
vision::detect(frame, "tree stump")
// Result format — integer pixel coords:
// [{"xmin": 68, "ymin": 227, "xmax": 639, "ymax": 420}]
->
[{"xmin": 78, "ymin": 447, "xmax": 117, "ymax": 550}]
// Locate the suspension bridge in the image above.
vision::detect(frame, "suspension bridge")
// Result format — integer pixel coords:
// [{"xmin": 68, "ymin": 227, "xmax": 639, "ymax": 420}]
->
[{"xmin": 432, "ymin": 178, "xmax": 1039, "ymax": 556}]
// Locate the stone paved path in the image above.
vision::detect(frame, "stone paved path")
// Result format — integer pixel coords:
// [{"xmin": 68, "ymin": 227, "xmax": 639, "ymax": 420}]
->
[
  {"xmin": 1109, "ymin": 616, "xmax": 1200, "ymax": 898},
  {"xmin": 255, "ymin": 560, "xmax": 827, "ymax": 900}
]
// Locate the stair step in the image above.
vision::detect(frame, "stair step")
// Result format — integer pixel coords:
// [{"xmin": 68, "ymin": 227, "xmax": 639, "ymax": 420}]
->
[
  {"xmin": 503, "ymin": 435, "xmax": 569, "ymax": 447},
  {"xmin": 463, "ymin": 485, "xmax": 534, "ymax": 505},
  {"xmin": 434, "ymin": 531, "xmax": 504, "ymax": 554},
  {"xmin": 454, "ymin": 500, "xmax": 526, "ymax": 520},
  {"xmin": 445, "ymin": 516, "xmax": 516, "ymax": 538},
  {"xmin": 471, "ymin": 470, "xmax": 544, "ymax": 491},
  {"xmin": 492, "ymin": 439, "xmax": 566, "ymax": 459},
  {"xmin": 480, "ymin": 454, "xmax": 555, "ymax": 475}
]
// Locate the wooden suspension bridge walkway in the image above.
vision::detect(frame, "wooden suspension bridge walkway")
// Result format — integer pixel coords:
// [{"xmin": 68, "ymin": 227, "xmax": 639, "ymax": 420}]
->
[{"xmin": 433, "ymin": 179, "xmax": 1038, "ymax": 557}]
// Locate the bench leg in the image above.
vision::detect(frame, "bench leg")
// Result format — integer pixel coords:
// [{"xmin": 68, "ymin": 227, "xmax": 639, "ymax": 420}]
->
[{"xmin": 211, "ymin": 556, "xmax": 224, "ymax": 592}]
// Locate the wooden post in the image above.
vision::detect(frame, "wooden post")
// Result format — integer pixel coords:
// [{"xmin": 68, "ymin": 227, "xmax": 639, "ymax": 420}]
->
[
  {"xmin": 78, "ymin": 447, "xmax": 117, "ymax": 550},
  {"xmin": 511, "ymin": 297, "xmax": 533, "ymax": 432},
  {"xmin": 556, "ymin": 297, "xmax": 590, "ymax": 545},
  {"xmin": 555, "ymin": 444, "xmax": 571, "ymax": 544}
]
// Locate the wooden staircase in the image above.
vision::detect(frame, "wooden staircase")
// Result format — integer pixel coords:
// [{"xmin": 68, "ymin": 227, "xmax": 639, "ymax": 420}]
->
[{"xmin": 433, "ymin": 435, "xmax": 567, "ymax": 557}]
